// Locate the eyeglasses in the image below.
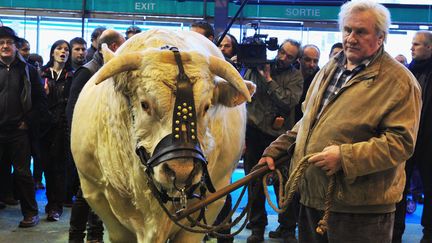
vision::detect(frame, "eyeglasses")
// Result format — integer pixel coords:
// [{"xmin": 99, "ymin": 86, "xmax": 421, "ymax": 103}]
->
[{"xmin": 0, "ymin": 40, "xmax": 15, "ymax": 46}]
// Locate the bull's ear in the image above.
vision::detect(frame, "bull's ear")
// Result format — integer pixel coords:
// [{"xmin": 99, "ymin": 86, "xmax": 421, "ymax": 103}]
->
[
  {"xmin": 101, "ymin": 43, "xmax": 115, "ymax": 63},
  {"xmin": 213, "ymin": 80, "xmax": 256, "ymax": 107}
]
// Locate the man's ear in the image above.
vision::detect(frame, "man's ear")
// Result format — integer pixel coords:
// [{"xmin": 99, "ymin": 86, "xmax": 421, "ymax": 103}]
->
[
  {"xmin": 101, "ymin": 43, "xmax": 115, "ymax": 63},
  {"xmin": 213, "ymin": 80, "xmax": 256, "ymax": 107}
]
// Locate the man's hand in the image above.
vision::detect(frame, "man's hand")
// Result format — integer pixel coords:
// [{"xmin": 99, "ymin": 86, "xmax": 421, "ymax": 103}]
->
[
  {"xmin": 258, "ymin": 156, "xmax": 276, "ymax": 170},
  {"xmin": 308, "ymin": 145, "xmax": 342, "ymax": 176},
  {"xmin": 18, "ymin": 121, "xmax": 29, "ymax": 130},
  {"xmin": 257, "ymin": 64, "xmax": 272, "ymax": 82}
]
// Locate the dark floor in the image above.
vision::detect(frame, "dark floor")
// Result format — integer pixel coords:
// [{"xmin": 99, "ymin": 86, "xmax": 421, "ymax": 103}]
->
[{"xmin": 0, "ymin": 169, "xmax": 424, "ymax": 243}]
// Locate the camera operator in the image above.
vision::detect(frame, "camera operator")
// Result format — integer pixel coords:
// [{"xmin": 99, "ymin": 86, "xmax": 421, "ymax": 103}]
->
[{"xmin": 243, "ymin": 39, "xmax": 303, "ymax": 243}]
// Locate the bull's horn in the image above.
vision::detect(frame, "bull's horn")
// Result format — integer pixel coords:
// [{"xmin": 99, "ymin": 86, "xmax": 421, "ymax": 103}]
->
[
  {"xmin": 208, "ymin": 56, "xmax": 251, "ymax": 102},
  {"xmin": 94, "ymin": 50, "xmax": 193, "ymax": 85},
  {"xmin": 101, "ymin": 43, "xmax": 115, "ymax": 63},
  {"xmin": 94, "ymin": 53, "xmax": 143, "ymax": 84}
]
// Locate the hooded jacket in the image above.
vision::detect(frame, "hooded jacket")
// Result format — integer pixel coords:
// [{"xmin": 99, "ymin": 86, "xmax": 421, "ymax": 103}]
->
[
  {"xmin": 263, "ymin": 48, "xmax": 422, "ymax": 213},
  {"xmin": 40, "ymin": 65, "xmax": 74, "ymax": 125}
]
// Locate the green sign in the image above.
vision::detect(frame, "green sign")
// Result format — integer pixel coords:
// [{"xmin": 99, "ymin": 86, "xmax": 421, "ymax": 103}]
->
[
  {"xmin": 390, "ymin": 6, "xmax": 432, "ymax": 24},
  {"xmin": 87, "ymin": 0, "xmax": 210, "ymax": 16},
  {"xmin": 229, "ymin": 4, "xmax": 340, "ymax": 21},
  {"xmin": 0, "ymin": 0, "xmax": 430, "ymax": 24},
  {"xmin": 2, "ymin": 0, "xmax": 82, "ymax": 10}
]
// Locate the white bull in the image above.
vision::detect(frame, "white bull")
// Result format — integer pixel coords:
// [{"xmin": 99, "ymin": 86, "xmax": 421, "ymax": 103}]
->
[{"xmin": 71, "ymin": 29, "xmax": 255, "ymax": 243}]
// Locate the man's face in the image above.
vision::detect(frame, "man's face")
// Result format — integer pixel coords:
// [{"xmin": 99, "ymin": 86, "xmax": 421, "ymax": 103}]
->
[
  {"xmin": 19, "ymin": 42, "xmax": 30, "ymax": 60},
  {"xmin": 109, "ymin": 36, "xmax": 126, "ymax": 53},
  {"xmin": 342, "ymin": 10, "xmax": 384, "ymax": 66},
  {"xmin": 126, "ymin": 32, "xmax": 135, "ymax": 40},
  {"xmin": 329, "ymin": 47, "xmax": 343, "ymax": 58},
  {"xmin": 411, "ymin": 33, "xmax": 432, "ymax": 61},
  {"xmin": 219, "ymin": 36, "xmax": 234, "ymax": 58},
  {"xmin": 395, "ymin": 55, "xmax": 407, "ymax": 65},
  {"xmin": 276, "ymin": 42, "xmax": 299, "ymax": 68},
  {"xmin": 71, "ymin": 43, "xmax": 87, "ymax": 64},
  {"xmin": 300, "ymin": 47, "xmax": 320, "ymax": 77},
  {"xmin": 0, "ymin": 37, "xmax": 17, "ymax": 61}
]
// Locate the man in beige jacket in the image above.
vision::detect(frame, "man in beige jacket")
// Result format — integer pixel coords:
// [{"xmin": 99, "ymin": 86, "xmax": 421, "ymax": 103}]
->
[{"xmin": 259, "ymin": 1, "xmax": 422, "ymax": 242}]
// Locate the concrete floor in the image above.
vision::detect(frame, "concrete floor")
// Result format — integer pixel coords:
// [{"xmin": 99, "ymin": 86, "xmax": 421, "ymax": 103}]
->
[
  {"xmin": 0, "ymin": 169, "xmax": 424, "ymax": 243},
  {"xmin": 0, "ymin": 203, "xmax": 423, "ymax": 243}
]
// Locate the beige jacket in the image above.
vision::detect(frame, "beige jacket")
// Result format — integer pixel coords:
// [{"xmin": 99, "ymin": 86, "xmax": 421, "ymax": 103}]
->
[{"xmin": 263, "ymin": 49, "xmax": 422, "ymax": 213}]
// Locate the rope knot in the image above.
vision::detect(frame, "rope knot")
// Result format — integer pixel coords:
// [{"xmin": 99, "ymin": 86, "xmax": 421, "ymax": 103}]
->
[{"xmin": 316, "ymin": 219, "xmax": 328, "ymax": 235}]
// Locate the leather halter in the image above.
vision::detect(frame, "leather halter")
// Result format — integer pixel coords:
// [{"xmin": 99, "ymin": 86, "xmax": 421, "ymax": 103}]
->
[{"xmin": 136, "ymin": 47, "xmax": 215, "ymax": 202}]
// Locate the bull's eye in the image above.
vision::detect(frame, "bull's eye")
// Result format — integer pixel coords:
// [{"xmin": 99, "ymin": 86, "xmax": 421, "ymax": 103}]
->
[
  {"xmin": 203, "ymin": 104, "xmax": 210, "ymax": 114},
  {"xmin": 141, "ymin": 101, "xmax": 150, "ymax": 112}
]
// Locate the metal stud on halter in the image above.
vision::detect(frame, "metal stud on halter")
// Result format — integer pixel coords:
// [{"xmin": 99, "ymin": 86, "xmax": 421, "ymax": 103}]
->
[{"xmin": 145, "ymin": 47, "xmax": 207, "ymax": 170}]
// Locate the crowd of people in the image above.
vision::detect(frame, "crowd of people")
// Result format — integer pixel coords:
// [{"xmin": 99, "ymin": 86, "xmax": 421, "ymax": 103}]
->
[
  {"xmin": 0, "ymin": 0, "xmax": 431, "ymax": 242},
  {"xmin": 0, "ymin": 24, "xmax": 130, "ymax": 242}
]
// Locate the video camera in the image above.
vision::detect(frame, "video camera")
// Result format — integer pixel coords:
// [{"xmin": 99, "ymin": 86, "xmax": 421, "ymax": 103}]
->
[{"xmin": 237, "ymin": 23, "xmax": 279, "ymax": 68}]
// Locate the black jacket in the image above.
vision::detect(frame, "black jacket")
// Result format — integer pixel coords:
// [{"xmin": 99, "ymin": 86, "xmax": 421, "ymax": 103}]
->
[
  {"xmin": 0, "ymin": 53, "xmax": 46, "ymax": 132},
  {"xmin": 408, "ymin": 57, "xmax": 432, "ymax": 159},
  {"xmin": 66, "ymin": 51, "xmax": 103, "ymax": 124},
  {"xmin": 295, "ymin": 68, "xmax": 319, "ymax": 122}
]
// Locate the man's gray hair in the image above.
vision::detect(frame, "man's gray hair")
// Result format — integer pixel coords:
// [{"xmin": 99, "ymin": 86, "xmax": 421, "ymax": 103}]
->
[
  {"xmin": 416, "ymin": 31, "xmax": 432, "ymax": 46},
  {"xmin": 338, "ymin": 0, "xmax": 391, "ymax": 42},
  {"xmin": 280, "ymin": 38, "xmax": 302, "ymax": 59}
]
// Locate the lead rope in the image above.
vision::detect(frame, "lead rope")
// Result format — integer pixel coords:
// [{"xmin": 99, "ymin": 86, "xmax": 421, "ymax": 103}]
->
[
  {"xmin": 147, "ymin": 176, "xmax": 253, "ymax": 238},
  {"xmin": 262, "ymin": 153, "xmax": 336, "ymax": 235}
]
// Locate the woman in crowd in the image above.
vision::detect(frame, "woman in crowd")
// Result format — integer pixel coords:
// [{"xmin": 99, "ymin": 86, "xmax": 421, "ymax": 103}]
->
[{"xmin": 39, "ymin": 39, "xmax": 74, "ymax": 221}]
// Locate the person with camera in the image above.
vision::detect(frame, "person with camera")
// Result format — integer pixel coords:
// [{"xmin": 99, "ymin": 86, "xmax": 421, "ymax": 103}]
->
[{"xmin": 243, "ymin": 39, "xmax": 303, "ymax": 243}]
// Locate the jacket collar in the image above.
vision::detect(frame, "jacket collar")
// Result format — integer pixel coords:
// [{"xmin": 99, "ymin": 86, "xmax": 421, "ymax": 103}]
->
[
  {"xmin": 332, "ymin": 46, "xmax": 384, "ymax": 83},
  {"xmin": 93, "ymin": 51, "xmax": 104, "ymax": 66}
]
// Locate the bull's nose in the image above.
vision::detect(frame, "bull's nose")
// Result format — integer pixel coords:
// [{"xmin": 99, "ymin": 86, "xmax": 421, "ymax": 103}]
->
[
  {"xmin": 165, "ymin": 160, "xmax": 199, "ymax": 184},
  {"xmin": 162, "ymin": 163, "xmax": 176, "ymax": 179}
]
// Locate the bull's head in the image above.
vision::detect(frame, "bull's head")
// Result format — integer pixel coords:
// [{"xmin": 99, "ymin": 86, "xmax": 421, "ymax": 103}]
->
[{"xmin": 93, "ymin": 44, "xmax": 254, "ymax": 201}]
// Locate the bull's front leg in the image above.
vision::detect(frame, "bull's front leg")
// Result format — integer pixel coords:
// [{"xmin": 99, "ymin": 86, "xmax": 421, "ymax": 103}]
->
[
  {"xmin": 133, "ymin": 215, "xmax": 174, "ymax": 243},
  {"xmin": 82, "ymin": 181, "xmax": 137, "ymax": 243}
]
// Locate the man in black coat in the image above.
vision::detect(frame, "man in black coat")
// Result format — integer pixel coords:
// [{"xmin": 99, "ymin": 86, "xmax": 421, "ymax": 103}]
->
[
  {"xmin": 295, "ymin": 44, "xmax": 320, "ymax": 122},
  {"xmin": 0, "ymin": 26, "xmax": 47, "ymax": 227},
  {"xmin": 393, "ymin": 30, "xmax": 432, "ymax": 243}
]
